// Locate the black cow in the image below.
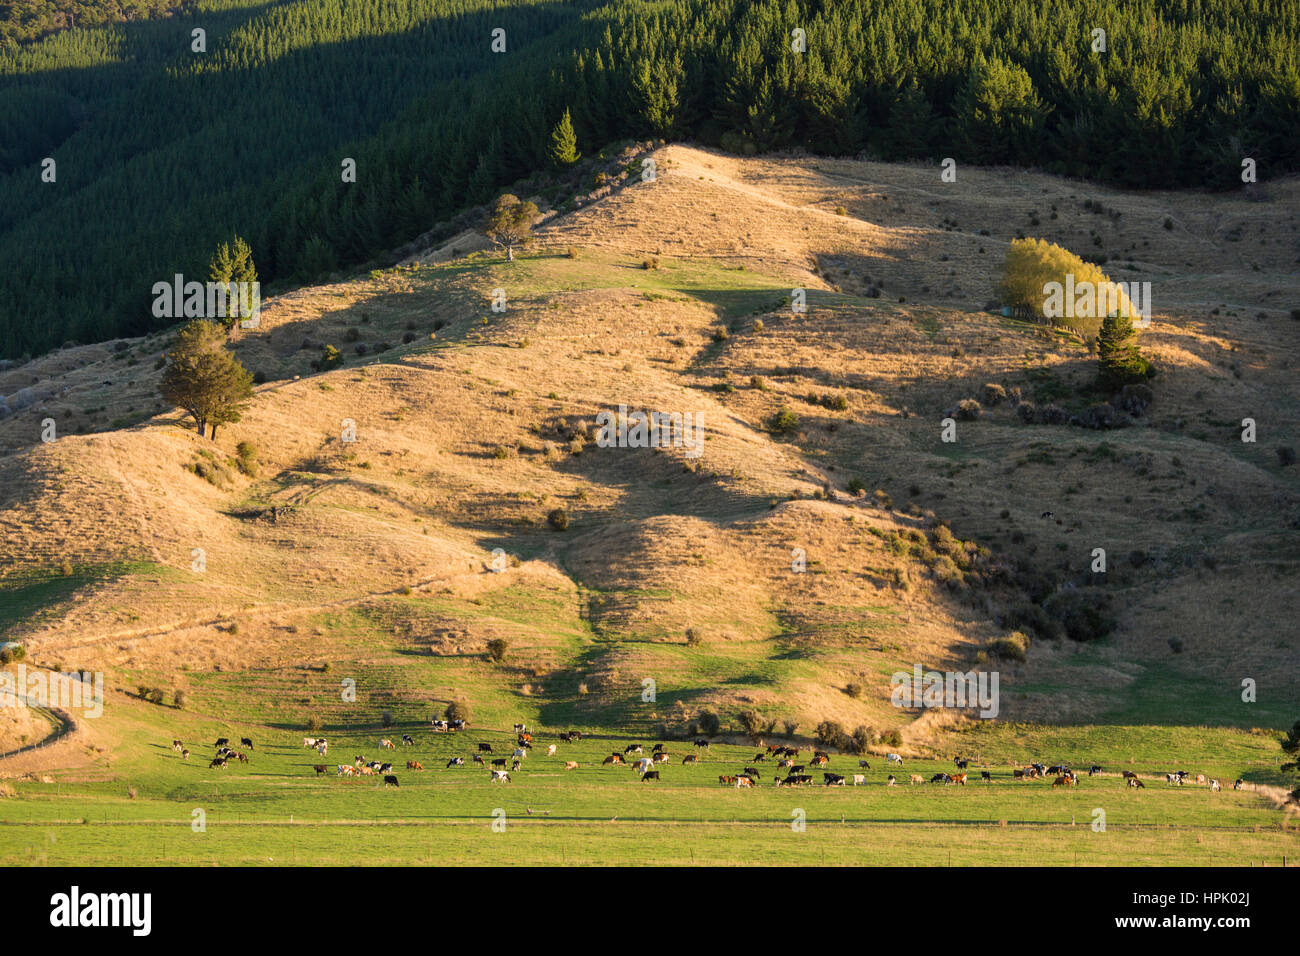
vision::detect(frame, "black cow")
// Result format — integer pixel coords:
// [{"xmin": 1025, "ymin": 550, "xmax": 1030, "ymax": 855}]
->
[
  {"xmin": 624, "ymin": 744, "xmax": 643, "ymax": 754},
  {"xmin": 980, "ymin": 770, "xmax": 992, "ymax": 782},
  {"xmin": 383, "ymin": 775, "xmax": 399, "ymax": 787},
  {"xmin": 447, "ymin": 757, "xmax": 465, "ymax": 767},
  {"xmin": 401, "ymin": 734, "xmax": 415, "ymax": 746},
  {"xmin": 931, "ymin": 773, "xmax": 952, "ymax": 783},
  {"xmin": 653, "ymin": 744, "xmax": 665, "ymax": 753},
  {"xmin": 478, "ymin": 743, "xmax": 493, "ymax": 753},
  {"xmin": 215, "ymin": 738, "xmax": 229, "ymax": 748},
  {"xmin": 954, "ymin": 758, "xmax": 968, "ymax": 770},
  {"xmin": 241, "ymin": 737, "xmax": 254, "ymax": 750},
  {"xmin": 824, "ymin": 773, "xmax": 846, "ymax": 786},
  {"xmin": 491, "ymin": 758, "xmax": 507, "ymax": 768},
  {"xmin": 1088, "ymin": 765, "xmax": 1102, "ymax": 776},
  {"xmin": 641, "ymin": 771, "xmax": 660, "ymax": 782},
  {"xmin": 693, "ymin": 739, "xmax": 710, "ymax": 749},
  {"xmin": 744, "ymin": 767, "xmax": 762, "ymax": 778}
]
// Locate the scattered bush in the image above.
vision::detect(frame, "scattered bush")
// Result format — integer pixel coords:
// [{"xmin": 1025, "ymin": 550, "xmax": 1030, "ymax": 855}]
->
[
  {"xmin": 1116, "ymin": 383, "xmax": 1154, "ymax": 416},
  {"xmin": 698, "ymin": 709, "xmax": 721, "ymax": 736},
  {"xmin": 982, "ymin": 383, "xmax": 1007, "ymax": 406},
  {"xmin": 486, "ymin": 638, "xmax": 509, "ymax": 662},
  {"xmin": 445, "ymin": 700, "xmax": 471, "ymax": 723},
  {"xmin": 685, "ymin": 628, "xmax": 703, "ymax": 647},
  {"xmin": 381, "ymin": 711, "xmax": 394, "ymax": 728},
  {"xmin": 235, "ymin": 440, "xmax": 258, "ymax": 476},
  {"xmin": 845, "ymin": 681, "xmax": 865, "ymax": 699},
  {"xmin": 769, "ymin": 407, "xmax": 799, "ymax": 434},
  {"xmin": 986, "ymin": 630, "xmax": 1031, "ymax": 662},
  {"xmin": 952, "ymin": 398, "xmax": 981, "ymax": 421},
  {"xmin": 547, "ymin": 508, "xmax": 569, "ymax": 531},
  {"xmin": 1016, "ymin": 400, "xmax": 1036, "ymax": 423},
  {"xmin": 1044, "ymin": 590, "xmax": 1115, "ymax": 642}
]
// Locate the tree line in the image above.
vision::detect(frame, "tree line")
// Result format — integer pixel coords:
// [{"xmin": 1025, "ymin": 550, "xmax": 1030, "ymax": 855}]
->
[{"xmin": 2, "ymin": 0, "xmax": 1297, "ymax": 358}]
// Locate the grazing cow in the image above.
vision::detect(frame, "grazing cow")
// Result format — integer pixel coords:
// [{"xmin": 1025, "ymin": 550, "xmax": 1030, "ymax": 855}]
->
[
  {"xmin": 513, "ymin": 748, "xmax": 527, "ymax": 760},
  {"xmin": 337, "ymin": 765, "xmax": 354, "ymax": 776},
  {"xmin": 401, "ymin": 734, "xmax": 415, "ymax": 746},
  {"xmin": 653, "ymin": 744, "xmax": 665, "ymax": 753},
  {"xmin": 1165, "ymin": 773, "xmax": 1182, "ymax": 786},
  {"xmin": 743, "ymin": 767, "xmax": 762, "ymax": 779},
  {"xmin": 624, "ymin": 744, "xmax": 643, "ymax": 755},
  {"xmin": 491, "ymin": 770, "xmax": 510, "ymax": 783},
  {"xmin": 447, "ymin": 757, "xmax": 465, "ymax": 768},
  {"xmin": 378, "ymin": 763, "xmax": 393, "ymax": 774},
  {"xmin": 313, "ymin": 765, "xmax": 328, "ymax": 775},
  {"xmin": 602, "ymin": 755, "xmax": 621, "ymax": 766},
  {"xmin": 358, "ymin": 766, "xmax": 375, "ymax": 775},
  {"xmin": 653, "ymin": 752, "xmax": 669, "ymax": 763},
  {"xmin": 380, "ymin": 739, "xmax": 395, "ymax": 750},
  {"xmin": 634, "ymin": 757, "xmax": 653, "ymax": 774},
  {"xmin": 517, "ymin": 733, "xmax": 532, "ymax": 747},
  {"xmin": 241, "ymin": 737, "xmax": 254, "ymax": 750},
  {"xmin": 383, "ymin": 775, "xmax": 399, "ymax": 787},
  {"xmin": 450, "ymin": 719, "xmax": 466, "ymax": 731},
  {"xmin": 824, "ymin": 773, "xmax": 846, "ymax": 786},
  {"xmin": 513, "ymin": 723, "xmax": 527, "ymax": 734},
  {"xmin": 511, "ymin": 759, "xmax": 522, "ymax": 771},
  {"xmin": 1127, "ymin": 777, "xmax": 1145, "ymax": 789},
  {"xmin": 682, "ymin": 754, "xmax": 698, "ymax": 765},
  {"xmin": 810, "ymin": 755, "xmax": 829, "ymax": 767},
  {"xmin": 1233, "ymin": 779, "xmax": 1244, "ymax": 791},
  {"xmin": 215, "ymin": 738, "xmax": 229, "ymax": 748},
  {"xmin": 491, "ymin": 758, "xmax": 507, "ymax": 768},
  {"xmin": 1052, "ymin": 776, "xmax": 1072, "ymax": 787},
  {"xmin": 430, "ymin": 720, "xmax": 449, "ymax": 732},
  {"xmin": 565, "ymin": 761, "xmax": 579, "ymax": 770},
  {"xmin": 1210, "ymin": 779, "xmax": 1221, "ymax": 792},
  {"xmin": 735, "ymin": 775, "xmax": 753, "ymax": 788},
  {"xmin": 852, "ymin": 774, "xmax": 866, "ymax": 786},
  {"xmin": 693, "ymin": 739, "xmax": 710, "ymax": 749},
  {"xmin": 887, "ymin": 775, "xmax": 897, "ymax": 786},
  {"xmin": 719, "ymin": 775, "xmax": 737, "ymax": 786},
  {"xmin": 886, "ymin": 753, "xmax": 903, "ymax": 765},
  {"xmin": 952, "ymin": 773, "xmax": 967, "ymax": 786},
  {"xmin": 172, "ymin": 739, "xmax": 183, "ymax": 752},
  {"xmin": 234, "ymin": 751, "xmax": 248, "ymax": 763},
  {"xmin": 304, "ymin": 737, "xmax": 320, "ymax": 748},
  {"xmin": 1089, "ymin": 765, "xmax": 1102, "ymax": 776},
  {"xmin": 910, "ymin": 774, "xmax": 924, "ymax": 785},
  {"xmin": 752, "ymin": 752, "xmax": 768, "ymax": 762},
  {"xmin": 641, "ymin": 771, "xmax": 660, "ymax": 782},
  {"xmin": 209, "ymin": 758, "xmax": 227, "ymax": 769},
  {"xmin": 546, "ymin": 744, "xmax": 557, "ymax": 757},
  {"xmin": 778, "ymin": 759, "xmax": 793, "ymax": 769},
  {"xmin": 407, "ymin": 761, "xmax": 424, "ymax": 771},
  {"xmin": 954, "ymin": 758, "xmax": 968, "ymax": 770},
  {"xmin": 1121, "ymin": 770, "xmax": 1137, "ymax": 780},
  {"xmin": 859, "ymin": 760, "xmax": 871, "ymax": 769},
  {"xmin": 931, "ymin": 773, "xmax": 952, "ymax": 784},
  {"xmin": 790, "ymin": 765, "xmax": 806, "ymax": 775},
  {"xmin": 1195, "ymin": 774, "xmax": 1207, "ymax": 786},
  {"xmin": 478, "ymin": 743, "xmax": 493, "ymax": 753},
  {"xmin": 980, "ymin": 771, "xmax": 992, "ymax": 782},
  {"xmin": 181, "ymin": 749, "xmax": 190, "ymax": 759}
]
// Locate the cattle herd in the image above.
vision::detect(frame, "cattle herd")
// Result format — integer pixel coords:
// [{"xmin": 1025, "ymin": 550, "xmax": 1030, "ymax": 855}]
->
[{"xmin": 169, "ymin": 725, "xmax": 1240, "ymax": 796}]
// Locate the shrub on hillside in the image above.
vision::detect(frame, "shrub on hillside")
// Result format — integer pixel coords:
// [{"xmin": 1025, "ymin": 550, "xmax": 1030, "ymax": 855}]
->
[
  {"xmin": 1001, "ymin": 599, "xmax": 1063, "ymax": 641},
  {"xmin": 986, "ymin": 630, "xmax": 1031, "ymax": 662},
  {"xmin": 445, "ymin": 700, "xmax": 471, "ymax": 724},
  {"xmin": 1044, "ymin": 590, "xmax": 1115, "ymax": 642},
  {"xmin": 769, "ymin": 407, "xmax": 799, "ymax": 434},
  {"xmin": 1097, "ymin": 312, "xmax": 1151, "ymax": 390},
  {"xmin": 486, "ymin": 639, "xmax": 509, "ymax": 662},
  {"xmin": 1015, "ymin": 400, "xmax": 1036, "ymax": 423},
  {"xmin": 952, "ymin": 398, "xmax": 981, "ymax": 421},
  {"xmin": 547, "ymin": 508, "xmax": 569, "ymax": 531},
  {"xmin": 1116, "ymin": 383, "xmax": 1154, "ymax": 416},
  {"xmin": 982, "ymin": 383, "xmax": 1007, "ymax": 406},
  {"xmin": 698, "ymin": 709, "xmax": 721, "ymax": 736}
]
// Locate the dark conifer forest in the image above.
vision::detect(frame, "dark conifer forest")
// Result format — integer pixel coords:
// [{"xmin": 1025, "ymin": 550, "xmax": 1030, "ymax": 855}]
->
[{"xmin": 1, "ymin": 0, "xmax": 1297, "ymax": 357}]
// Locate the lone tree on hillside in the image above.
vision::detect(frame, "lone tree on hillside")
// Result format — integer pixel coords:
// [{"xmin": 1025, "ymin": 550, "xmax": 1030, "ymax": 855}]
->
[
  {"xmin": 1096, "ymin": 311, "xmax": 1151, "ymax": 390},
  {"xmin": 485, "ymin": 193, "xmax": 540, "ymax": 261},
  {"xmin": 160, "ymin": 319, "xmax": 254, "ymax": 439},
  {"xmin": 207, "ymin": 235, "xmax": 259, "ymax": 334},
  {"xmin": 549, "ymin": 108, "xmax": 581, "ymax": 167}
]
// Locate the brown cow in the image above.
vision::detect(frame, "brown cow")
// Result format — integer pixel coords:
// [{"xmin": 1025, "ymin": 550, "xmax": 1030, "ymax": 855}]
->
[
  {"xmin": 718, "ymin": 774, "xmax": 737, "ymax": 786},
  {"xmin": 406, "ymin": 760, "xmax": 424, "ymax": 770},
  {"xmin": 565, "ymin": 761, "xmax": 579, "ymax": 770},
  {"xmin": 313, "ymin": 764, "xmax": 328, "ymax": 775}
]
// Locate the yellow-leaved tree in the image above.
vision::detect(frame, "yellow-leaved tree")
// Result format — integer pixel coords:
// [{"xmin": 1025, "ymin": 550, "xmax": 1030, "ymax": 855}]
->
[{"xmin": 999, "ymin": 238, "xmax": 1135, "ymax": 340}]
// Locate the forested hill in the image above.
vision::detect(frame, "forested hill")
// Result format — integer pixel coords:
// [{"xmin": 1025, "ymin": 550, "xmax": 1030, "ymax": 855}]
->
[
  {"xmin": 2, "ymin": 0, "xmax": 1298, "ymax": 359},
  {"xmin": 0, "ymin": 1, "xmax": 192, "ymax": 48}
]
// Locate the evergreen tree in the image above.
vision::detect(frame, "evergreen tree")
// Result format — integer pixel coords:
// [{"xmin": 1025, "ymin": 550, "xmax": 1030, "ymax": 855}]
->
[
  {"xmin": 1096, "ymin": 312, "xmax": 1151, "ymax": 391},
  {"xmin": 549, "ymin": 108, "xmax": 581, "ymax": 167},
  {"xmin": 159, "ymin": 320, "xmax": 254, "ymax": 439}
]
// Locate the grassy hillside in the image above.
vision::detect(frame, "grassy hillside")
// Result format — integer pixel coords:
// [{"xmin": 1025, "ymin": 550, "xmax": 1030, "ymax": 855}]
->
[{"xmin": 0, "ymin": 146, "xmax": 1297, "ymax": 864}]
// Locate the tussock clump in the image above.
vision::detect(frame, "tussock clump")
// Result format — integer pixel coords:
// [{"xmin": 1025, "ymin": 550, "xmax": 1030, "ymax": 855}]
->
[
  {"xmin": 547, "ymin": 508, "xmax": 569, "ymax": 531},
  {"xmin": 1016, "ymin": 401, "xmax": 1036, "ymax": 423},
  {"xmin": 1116, "ymin": 383, "xmax": 1154, "ymax": 416},
  {"xmin": 986, "ymin": 630, "xmax": 1031, "ymax": 662},
  {"xmin": 982, "ymin": 383, "xmax": 1007, "ymax": 406}
]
